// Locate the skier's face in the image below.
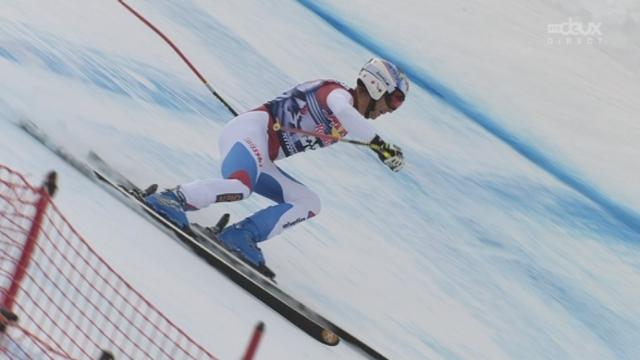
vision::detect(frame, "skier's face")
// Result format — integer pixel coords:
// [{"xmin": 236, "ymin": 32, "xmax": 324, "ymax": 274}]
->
[{"xmin": 369, "ymin": 96, "xmax": 394, "ymax": 119}]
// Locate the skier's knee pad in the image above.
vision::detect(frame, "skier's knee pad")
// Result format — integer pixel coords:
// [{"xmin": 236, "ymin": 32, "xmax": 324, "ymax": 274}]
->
[{"xmin": 221, "ymin": 142, "xmax": 260, "ymax": 191}]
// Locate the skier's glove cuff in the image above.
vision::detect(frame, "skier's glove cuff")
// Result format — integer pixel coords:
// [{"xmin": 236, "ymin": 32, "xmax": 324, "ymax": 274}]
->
[{"xmin": 370, "ymin": 135, "xmax": 405, "ymax": 172}]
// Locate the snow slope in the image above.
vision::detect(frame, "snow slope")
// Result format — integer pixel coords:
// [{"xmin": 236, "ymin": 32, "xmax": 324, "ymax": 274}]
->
[{"xmin": 1, "ymin": 0, "xmax": 640, "ymax": 359}]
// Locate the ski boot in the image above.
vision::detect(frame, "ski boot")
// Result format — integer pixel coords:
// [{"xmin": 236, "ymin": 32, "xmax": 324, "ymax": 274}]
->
[
  {"xmin": 144, "ymin": 187, "xmax": 190, "ymax": 230},
  {"xmin": 218, "ymin": 218, "xmax": 275, "ymax": 279}
]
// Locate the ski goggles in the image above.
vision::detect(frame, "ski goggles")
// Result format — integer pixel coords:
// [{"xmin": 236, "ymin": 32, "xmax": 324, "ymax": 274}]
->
[
  {"xmin": 384, "ymin": 74, "xmax": 408, "ymax": 110},
  {"xmin": 385, "ymin": 89, "xmax": 406, "ymax": 110}
]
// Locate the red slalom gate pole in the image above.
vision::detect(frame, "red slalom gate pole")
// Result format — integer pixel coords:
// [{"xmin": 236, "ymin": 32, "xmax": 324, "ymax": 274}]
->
[
  {"xmin": 117, "ymin": 0, "xmax": 239, "ymax": 116},
  {"xmin": 1, "ymin": 171, "xmax": 57, "ymax": 311},
  {"xmin": 242, "ymin": 322, "xmax": 265, "ymax": 360}
]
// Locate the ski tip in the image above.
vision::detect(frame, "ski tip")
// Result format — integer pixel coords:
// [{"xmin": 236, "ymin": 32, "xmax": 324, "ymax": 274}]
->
[
  {"xmin": 87, "ymin": 150, "xmax": 100, "ymax": 160},
  {"xmin": 321, "ymin": 329, "xmax": 340, "ymax": 346}
]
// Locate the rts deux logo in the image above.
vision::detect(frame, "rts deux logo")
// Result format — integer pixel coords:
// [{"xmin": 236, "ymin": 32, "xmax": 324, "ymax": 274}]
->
[{"xmin": 547, "ymin": 18, "xmax": 603, "ymax": 45}]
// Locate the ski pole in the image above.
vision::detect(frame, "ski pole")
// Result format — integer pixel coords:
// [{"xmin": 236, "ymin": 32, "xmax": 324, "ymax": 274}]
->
[
  {"xmin": 273, "ymin": 125, "xmax": 375, "ymax": 148},
  {"xmin": 117, "ymin": 0, "xmax": 238, "ymax": 117},
  {"xmin": 276, "ymin": 126, "xmax": 394, "ymax": 157}
]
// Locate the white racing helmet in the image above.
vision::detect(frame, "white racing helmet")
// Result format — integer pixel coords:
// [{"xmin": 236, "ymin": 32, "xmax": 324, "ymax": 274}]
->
[{"xmin": 358, "ymin": 58, "xmax": 409, "ymax": 109}]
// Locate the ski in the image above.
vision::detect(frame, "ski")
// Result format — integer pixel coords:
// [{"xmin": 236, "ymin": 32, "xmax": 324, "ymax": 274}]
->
[{"xmin": 18, "ymin": 120, "xmax": 393, "ymax": 358}]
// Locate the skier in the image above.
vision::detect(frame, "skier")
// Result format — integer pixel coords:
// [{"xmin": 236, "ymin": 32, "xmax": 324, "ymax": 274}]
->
[{"xmin": 145, "ymin": 58, "xmax": 409, "ymax": 273}]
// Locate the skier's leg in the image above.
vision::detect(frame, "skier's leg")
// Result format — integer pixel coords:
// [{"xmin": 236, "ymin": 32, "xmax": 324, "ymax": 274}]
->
[
  {"xmin": 177, "ymin": 142, "xmax": 258, "ymax": 209},
  {"xmin": 217, "ymin": 162, "xmax": 320, "ymax": 268},
  {"xmin": 173, "ymin": 110, "xmax": 271, "ymax": 209},
  {"xmin": 145, "ymin": 111, "xmax": 269, "ymax": 228},
  {"xmin": 247, "ymin": 163, "xmax": 320, "ymax": 242}
]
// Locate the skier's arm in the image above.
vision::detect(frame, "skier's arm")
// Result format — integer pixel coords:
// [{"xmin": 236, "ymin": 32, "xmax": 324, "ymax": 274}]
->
[
  {"xmin": 327, "ymin": 89, "xmax": 377, "ymax": 141},
  {"xmin": 327, "ymin": 89, "xmax": 405, "ymax": 172}
]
